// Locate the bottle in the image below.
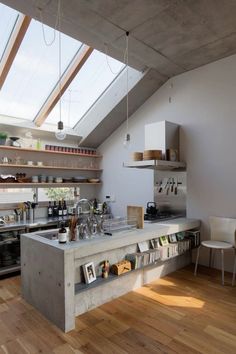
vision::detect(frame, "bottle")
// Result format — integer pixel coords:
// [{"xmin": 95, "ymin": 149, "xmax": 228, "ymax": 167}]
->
[
  {"xmin": 58, "ymin": 221, "xmax": 67, "ymax": 243},
  {"xmin": 63, "ymin": 200, "xmax": 68, "ymax": 217},
  {"xmin": 48, "ymin": 201, "xmax": 53, "ymax": 218},
  {"xmin": 58, "ymin": 200, "xmax": 63, "ymax": 217},
  {"xmin": 93, "ymin": 198, "xmax": 98, "ymax": 212},
  {"xmin": 53, "ymin": 201, "xmax": 58, "ymax": 217},
  {"xmin": 36, "ymin": 138, "xmax": 42, "ymax": 150}
]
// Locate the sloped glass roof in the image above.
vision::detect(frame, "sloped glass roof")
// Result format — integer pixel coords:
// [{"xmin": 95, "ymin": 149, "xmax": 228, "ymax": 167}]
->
[
  {"xmin": 45, "ymin": 50, "xmax": 125, "ymax": 128},
  {"xmin": 0, "ymin": 2, "xmax": 135, "ymax": 132},
  {"xmin": 0, "ymin": 18, "xmax": 81, "ymax": 120},
  {"xmin": 0, "ymin": 2, "xmax": 19, "ymax": 62}
]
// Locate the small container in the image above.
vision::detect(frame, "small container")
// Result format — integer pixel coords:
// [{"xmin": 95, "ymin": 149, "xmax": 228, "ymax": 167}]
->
[
  {"xmin": 47, "ymin": 176, "xmax": 53, "ymax": 183},
  {"xmin": 31, "ymin": 176, "xmax": 39, "ymax": 183},
  {"xmin": 39, "ymin": 175, "xmax": 47, "ymax": 183}
]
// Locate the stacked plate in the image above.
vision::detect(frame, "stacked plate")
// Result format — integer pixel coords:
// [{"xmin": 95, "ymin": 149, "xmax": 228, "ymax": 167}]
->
[
  {"xmin": 73, "ymin": 176, "xmax": 88, "ymax": 183},
  {"xmin": 63, "ymin": 178, "xmax": 73, "ymax": 183}
]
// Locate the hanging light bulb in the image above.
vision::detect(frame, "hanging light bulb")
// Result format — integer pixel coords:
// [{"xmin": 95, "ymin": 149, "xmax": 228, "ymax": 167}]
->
[
  {"xmin": 55, "ymin": 121, "xmax": 66, "ymax": 140},
  {"xmin": 55, "ymin": 0, "xmax": 66, "ymax": 141},
  {"xmin": 123, "ymin": 133, "xmax": 131, "ymax": 148},
  {"xmin": 123, "ymin": 31, "xmax": 130, "ymax": 149}
]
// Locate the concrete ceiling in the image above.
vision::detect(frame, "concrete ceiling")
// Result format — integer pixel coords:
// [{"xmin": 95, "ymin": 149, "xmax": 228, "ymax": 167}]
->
[{"xmin": 2, "ymin": 0, "xmax": 236, "ymax": 146}]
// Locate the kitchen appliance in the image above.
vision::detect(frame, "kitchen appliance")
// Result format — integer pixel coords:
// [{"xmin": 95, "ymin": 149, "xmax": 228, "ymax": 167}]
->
[
  {"xmin": 144, "ymin": 210, "xmax": 179, "ymax": 222},
  {"xmin": 146, "ymin": 202, "xmax": 158, "ymax": 216}
]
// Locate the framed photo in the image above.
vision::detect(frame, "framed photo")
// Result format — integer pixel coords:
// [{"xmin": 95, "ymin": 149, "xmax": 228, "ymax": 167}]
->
[
  {"xmin": 159, "ymin": 235, "xmax": 169, "ymax": 246},
  {"xmin": 82, "ymin": 262, "xmax": 96, "ymax": 284},
  {"xmin": 169, "ymin": 234, "xmax": 177, "ymax": 243}
]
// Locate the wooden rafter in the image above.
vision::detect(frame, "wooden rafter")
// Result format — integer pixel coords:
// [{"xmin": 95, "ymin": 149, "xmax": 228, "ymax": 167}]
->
[
  {"xmin": 34, "ymin": 45, "xmax": 93, "ymax": 127},
  {"xmin": 0, "ymin": 15, "xmax": 31, "ymax": 89}
]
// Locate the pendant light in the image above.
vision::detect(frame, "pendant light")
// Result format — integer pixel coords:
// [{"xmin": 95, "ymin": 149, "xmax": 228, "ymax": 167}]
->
[
  {"xmin": 55, "ymin": 0, "xmax": 66, "ymax": 141},
  {"xmin": 123, "ymin": 31, "xmax": 130, "ymax": 148}
]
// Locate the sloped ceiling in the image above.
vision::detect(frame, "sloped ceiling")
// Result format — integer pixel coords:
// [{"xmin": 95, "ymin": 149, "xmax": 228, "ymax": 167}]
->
[{"xmin": 2, "ymin": 0, "xmax": 236, "ymax": 146}]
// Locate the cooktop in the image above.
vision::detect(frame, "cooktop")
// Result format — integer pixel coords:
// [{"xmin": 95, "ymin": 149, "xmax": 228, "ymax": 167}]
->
[{"xmin": 144, "ymin": 212, "xmax": 183, "ymax": 223}]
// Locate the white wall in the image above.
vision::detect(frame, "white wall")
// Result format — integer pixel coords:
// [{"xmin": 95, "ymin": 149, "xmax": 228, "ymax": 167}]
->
[{"xmin": 99, "ymin": 53, "xmax": 236, "ymax": 272}]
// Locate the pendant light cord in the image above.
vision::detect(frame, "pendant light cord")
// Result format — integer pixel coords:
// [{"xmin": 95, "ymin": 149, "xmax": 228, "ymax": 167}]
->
[
  {"xmin": 58, "ymin": 0, "xmax": 62, "ymax": 125},
  {"xmin": 126, "ymin": 31, "xmax": 129, "ymax": 133},
  {"xmin": 37, "ymin": 0, "xmax": 60, "ymax": 46}
]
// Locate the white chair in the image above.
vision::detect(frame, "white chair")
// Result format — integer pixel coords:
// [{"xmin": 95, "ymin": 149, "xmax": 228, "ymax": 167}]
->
[{"xmin": 194, "ymin": 216, "xmax": 236, "ymax": 286}]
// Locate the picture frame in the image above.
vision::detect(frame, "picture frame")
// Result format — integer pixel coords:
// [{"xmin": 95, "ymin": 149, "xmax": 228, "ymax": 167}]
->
[
  {"xmin": 82, "ymin": 262, "xmax": 96, "ymax": 284},
  {"xmin": 159, "ymin": 235, "xmax": 169, "ymax": 246},
  {"xmin": 169, "ymin": 234, "xmax": 177, "ymax": 243}
]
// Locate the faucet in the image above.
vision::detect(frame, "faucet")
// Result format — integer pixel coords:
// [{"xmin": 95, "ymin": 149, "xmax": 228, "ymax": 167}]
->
[{"xmin": 75, "ymin": 198, "xmax": 92, "ymax": 216}]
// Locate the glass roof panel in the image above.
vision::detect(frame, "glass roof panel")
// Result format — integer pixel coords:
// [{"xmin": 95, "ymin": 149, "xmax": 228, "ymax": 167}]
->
[
  {"xmin": 45, "ymin": 50, "xmax": 125, "ymax": 128},
  {"xmin": 0, "ymin": 3, "xmax": 20, "ymax": 62},
  {"xmin": 0, "ymin": 19, "xmax": 82, "ymax": 120}
]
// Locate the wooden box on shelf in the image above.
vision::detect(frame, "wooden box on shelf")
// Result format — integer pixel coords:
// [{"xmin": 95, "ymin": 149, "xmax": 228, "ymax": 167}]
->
[{"xmin": 111, "ymin": 260, "xmax": 131, "ymax": 276}]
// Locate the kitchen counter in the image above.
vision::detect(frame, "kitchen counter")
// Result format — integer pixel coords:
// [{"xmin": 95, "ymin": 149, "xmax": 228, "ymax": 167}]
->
[
  {"xmin": 27, "ymin": 217, "xmax": 199, "ymax": 256},
  {"xmin": 21, "ymin": 217, "xmax": 200, "ymax": 332}
]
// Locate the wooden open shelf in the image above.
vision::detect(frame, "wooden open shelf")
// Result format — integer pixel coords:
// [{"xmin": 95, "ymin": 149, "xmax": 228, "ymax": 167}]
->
[
  {"xmin": 0, "ymin": 163, "xmax": 102, "ymax": 172},
  {"xmin": 0, "ymin": 182, "xmax": 102, "ymax": 188},
  {"xmin": 0, "ymin": 145, "xmax": 102, "ymax": 158}
]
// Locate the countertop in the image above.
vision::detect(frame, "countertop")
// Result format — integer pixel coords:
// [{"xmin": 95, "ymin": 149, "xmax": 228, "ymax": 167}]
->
[{"xmin": 22, "ymin": 217, "xmax": 201, "ymax": 258}]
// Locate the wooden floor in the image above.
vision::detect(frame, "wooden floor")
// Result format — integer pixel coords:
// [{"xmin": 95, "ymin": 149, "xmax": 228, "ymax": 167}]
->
[{"xmin": 0, "ymin": 265, "xmax": 236, "ymax": 354}]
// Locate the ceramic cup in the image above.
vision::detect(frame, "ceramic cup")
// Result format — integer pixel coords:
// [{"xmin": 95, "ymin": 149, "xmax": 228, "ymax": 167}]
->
[
  {"xmin": 32, "ymin": 176, "xmax": 39, "ymax": 183},
  {"xmin": 27, "ymin": 161, "xmax": 34, "ymax": 166},
  {"xmin": 37, "ymin": 161, "xmax": 43, "ymax": 166}
]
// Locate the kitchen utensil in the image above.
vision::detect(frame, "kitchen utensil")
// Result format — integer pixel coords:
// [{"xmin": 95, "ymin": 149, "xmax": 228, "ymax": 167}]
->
[
  {"xmin": 171, "ymin": 178, "xmax": 174, "ymax": 193},
  {"xmin": 146, "ymin": 202, "xmax": 158, "ymax": 215}
]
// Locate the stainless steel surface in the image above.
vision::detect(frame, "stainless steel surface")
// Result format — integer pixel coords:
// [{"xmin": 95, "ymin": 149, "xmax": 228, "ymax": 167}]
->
[
  {"xmin": 123, "ymin": 160, "xmax": 186, "ymax": 170},
  {"xmin": 0, "ymin": 265, "xmax": 21, "ymax": 275},
  {"xmin": 35, "ymin": 230, "xmax": 58, "ymax": 240},
  {"xmin": 154, "ymin": 170, "xmax": 186, "ymax": 216},
  {"xmin": 0, "ymin": 216, "xmax": 70, "ymax": 231}
]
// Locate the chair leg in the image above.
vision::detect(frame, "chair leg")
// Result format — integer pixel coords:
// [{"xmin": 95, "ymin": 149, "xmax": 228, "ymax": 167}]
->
[
  {"xmin": 232, "ymin": 248, "xmax": 236, "ymax": 287},
  {"xmin": 212, "ymin": 249, "xmax": 215, "ymax": 268},
  {"xmin": 194, "ymin": 245, "xmax": 201, "ymax": 276},
  {"xmin": 221, "ymin": 249, "xmax": 224, "ymax": 286},
  {"xmin": 209, "ymin": 248, "xmax": 212, "ymax": 268}
]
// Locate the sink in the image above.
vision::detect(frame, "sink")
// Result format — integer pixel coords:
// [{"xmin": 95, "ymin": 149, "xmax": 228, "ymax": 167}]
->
[{"xmin": 36, "ymin": 230, "xmax": 58, "ymax": 240}]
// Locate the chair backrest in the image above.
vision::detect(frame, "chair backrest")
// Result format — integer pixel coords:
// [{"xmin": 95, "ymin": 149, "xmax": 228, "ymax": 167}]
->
[{"xmin": 209, "ymin": 216, "xmax": 236, "ymax": 246}]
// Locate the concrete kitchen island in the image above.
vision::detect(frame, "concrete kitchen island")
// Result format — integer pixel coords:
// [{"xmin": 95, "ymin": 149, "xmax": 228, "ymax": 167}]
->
[{"xmin": 21, "ymin": 218, "xmax": 200, "ymax": 332}]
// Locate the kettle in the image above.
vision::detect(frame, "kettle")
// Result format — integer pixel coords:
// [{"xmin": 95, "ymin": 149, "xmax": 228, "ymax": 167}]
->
[{"xmin": 146, "ymin": 202, "xmax": 158, "ymax": 215}]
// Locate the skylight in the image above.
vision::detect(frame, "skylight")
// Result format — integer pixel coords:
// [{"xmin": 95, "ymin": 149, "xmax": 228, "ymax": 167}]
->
[
  {"xmin": 0, "ymin": 3, "xmax": 19, "ymax": 62},
  {"xmin": 44, "ymin": 50, "xmax": 125, "ymax": 128},
  {"xmin": 0, "ymin": 18, "xmax": 81, "ymax": 120}
]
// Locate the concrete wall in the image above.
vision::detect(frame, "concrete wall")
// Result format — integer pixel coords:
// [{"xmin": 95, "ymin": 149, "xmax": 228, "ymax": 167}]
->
[{"xmin": 99, "ymin": 53, "xmax": 236, "ymax": 272}]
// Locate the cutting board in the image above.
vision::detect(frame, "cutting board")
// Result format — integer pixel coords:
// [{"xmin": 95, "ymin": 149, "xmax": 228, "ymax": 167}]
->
[{"xmin": 127, "ymin": 205, "xmax": 144, "ymax": 229}]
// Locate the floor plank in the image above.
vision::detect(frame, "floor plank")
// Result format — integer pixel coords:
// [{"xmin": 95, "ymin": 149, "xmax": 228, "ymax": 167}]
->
[{"xmin": 0, "ymin": 265, "xmax": 235, "ymax": 353}]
